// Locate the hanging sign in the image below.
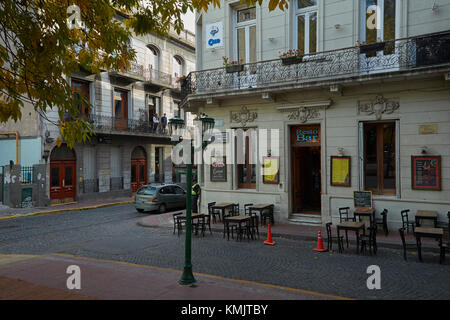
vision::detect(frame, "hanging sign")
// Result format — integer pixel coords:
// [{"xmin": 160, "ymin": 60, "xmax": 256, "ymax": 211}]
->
[{"xmin": 206, "ymin": 21, "xmax": 223, "ymax": 49}]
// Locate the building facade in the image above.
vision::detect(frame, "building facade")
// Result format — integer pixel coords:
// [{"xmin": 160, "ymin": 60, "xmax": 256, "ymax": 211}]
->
[
  {"xmin": 0, "ymin": 25, "xmax": 196, "ymax": 205},
  {"xmin": 181, "ymin": 0, "xmax": 450, "ymax": 228}
]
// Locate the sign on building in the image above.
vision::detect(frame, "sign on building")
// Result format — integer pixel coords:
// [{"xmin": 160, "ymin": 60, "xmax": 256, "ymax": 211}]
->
[{"xmin": 206, "ymin": 21, "xmax": 223, "ymax": 49}]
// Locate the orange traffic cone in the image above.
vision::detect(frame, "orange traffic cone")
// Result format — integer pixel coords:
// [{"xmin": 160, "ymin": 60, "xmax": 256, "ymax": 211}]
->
[
  {"xmin": 313, "ymin": 229, "xmax": 327, "ymax": 252},
  {"xmin": 264, "ymin": 224, "xmax": 276, "ymax": 245}
]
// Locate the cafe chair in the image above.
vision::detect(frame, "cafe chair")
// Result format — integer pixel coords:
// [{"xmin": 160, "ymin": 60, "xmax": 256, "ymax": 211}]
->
[
  {"xmin": 199, "ymin": 212, "xmax": 213, "ymax": 236},
  {"xmin": 173, "ymin": 212, "xmax": 185, "ymax": 236},
  {"xmin": 208, "ymin": 202, "xmax": 221, "ymax": 223},
  {"xmin": 325, "ymin": 222, "xmax": 343, "ymax": 253},
  {"xmin": 401, "ymin": 209, "xmax": 415, "ymax": 233},
  {"xmin": 358, "ymin": 226, "xmax": 377, "ymax": 255},
  {"xmin": 261, "ymin": 205, "xmax": 275, "ymax": 226},
  {"xmin": 399, "ymin": 227, "xmax": 417, "ymax": 261},
  {"xmin": 233, "ymin": 203, "xmax": 240, "ymax": 216},
  {"xmin": 244, "ymin": 203, "xmax": 254, "ymax": 216},
  {"xmin": 375, "ymin": 209, "xmax": 389, "ymax": 236},
  {"xmin": 339, "ymin": 207, "xmax": 356, "ymax": 222},
  {"xmin": 247, "ymin": 213, "xmax": 259, "ymax": 240}
]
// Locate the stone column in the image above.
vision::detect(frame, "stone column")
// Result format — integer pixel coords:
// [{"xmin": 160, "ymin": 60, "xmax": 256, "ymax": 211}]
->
[
  {"xmin": 122, "ymin": 145, "xmax": 131, "ymax": 191},
  {"xmin": 33, "ymin": 164, "xmax": 49, "ymax": 207},
  {"xmin": 163, "ymin": 145, "xmax": 173, "ymax": 183},
  {"xmin": 96, "ymin": 145, "xmax": 111, "ymax": 193}
]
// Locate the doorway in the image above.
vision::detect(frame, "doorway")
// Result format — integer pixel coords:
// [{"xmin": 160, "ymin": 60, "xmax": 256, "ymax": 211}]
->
[
  {"xmin": 50, "ymin": 144, "xmax": 76, "ymax": 203},
  {"xmin": 291, "ymin": 125, "xmax": 321, "ymax": 215},
  {"xmin": 131, "ymin": 146, "xmax": 147, "ymax": 193}
]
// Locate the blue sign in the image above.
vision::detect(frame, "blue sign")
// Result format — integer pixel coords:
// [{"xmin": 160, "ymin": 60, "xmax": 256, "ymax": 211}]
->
[
  {"xmin": 296, "ymin": 129, "xmax": 319, "ymax": 143},
  {"xmin": 208, "ymin": 38, "xmax": 221, "ymax": 46}
]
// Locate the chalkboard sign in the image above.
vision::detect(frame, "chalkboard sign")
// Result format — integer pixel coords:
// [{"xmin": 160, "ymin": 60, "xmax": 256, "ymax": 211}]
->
[
  {"xmin": 353, "ymin": 191, "xmax": 372, "ymax": 209},
  {"xmin": 411, "ymin": 156, "xmax": 441, "ymax": 191},
  {"xmin": 210, "ymin": 157, "xmax": 227, "ymax": 182}
]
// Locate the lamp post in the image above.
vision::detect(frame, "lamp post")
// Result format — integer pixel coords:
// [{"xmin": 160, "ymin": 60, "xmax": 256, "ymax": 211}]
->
[{"xmin": 169, "ymin": 115, "xmax": 215, "ymax": 285}]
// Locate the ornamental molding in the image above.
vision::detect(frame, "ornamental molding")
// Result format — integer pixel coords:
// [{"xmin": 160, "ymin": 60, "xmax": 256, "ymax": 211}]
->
[
  {"xmin": 358, "ymin": 95, "xmax": 399, "ymax": 120},
  {"xmin": 230, "ymin": 106, "xmax": 258, "ymax": 127},
  {"xmin": 277, "ymin": 100, "xmax": 331, "ymax": 123}
]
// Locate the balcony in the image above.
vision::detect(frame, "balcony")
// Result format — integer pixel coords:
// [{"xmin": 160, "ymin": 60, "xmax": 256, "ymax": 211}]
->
[
  {"xmin": 90, "ymin": 114, "xmax": 170, "ymax": 139},
  {"xmin": 144, "ymin": 68, "xmax": 173, "ymax": 91},
  {"xmin": 181, "ymin": 31, "xmax": 450, "ymax": 106},
  {"xmin": 109, "ymin": 61, "xmax": 145, "ymax": 84}
]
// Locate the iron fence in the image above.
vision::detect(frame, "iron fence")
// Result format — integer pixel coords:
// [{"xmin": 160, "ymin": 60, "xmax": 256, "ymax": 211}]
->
[
  {"xmin": 181, "ymin": 31, "xmax": 450, "ymax": 101},
  {"xmin": 144, "ymin": 68, "xmax": 172, "ymax": 86},
  {"xmin": 82, "ymin": 178, "xmax": 99, "ymax": 194}
]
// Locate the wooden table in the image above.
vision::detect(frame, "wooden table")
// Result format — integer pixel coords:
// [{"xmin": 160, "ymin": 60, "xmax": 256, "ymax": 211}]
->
[
  {"xmin": 415, "ymin": 210, "xmax": 438, "ymax": 228},
  {"xmin": 354, "ymin": 208, "xmax": 375, "ymax": 228},
  {"xmin": 249, "ymin": 204, "xmax": 273, "ymax": 226},
  {"xmin": 414, "ymin": 227, "xmax": 444, "ymax": 263},
  {"xmin": 336, "ymin": 221, "xmax": 366, "ymax": 254},
  {"xmin": 212, "ymin": 202, "xmax": 235, "ymax": 221},
  {"xmin": 224, "ymin": 216, "xmax": 250, "ymax": 241}
]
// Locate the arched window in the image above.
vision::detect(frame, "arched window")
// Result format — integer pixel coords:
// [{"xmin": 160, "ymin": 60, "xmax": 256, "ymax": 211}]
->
[
  {"xmin": 146, "ymin": 45, "xmax": 160, "ymax": 71},
  {"xmin": 172, "ymin": 55, "xmax": 184, "ymax": 79}
]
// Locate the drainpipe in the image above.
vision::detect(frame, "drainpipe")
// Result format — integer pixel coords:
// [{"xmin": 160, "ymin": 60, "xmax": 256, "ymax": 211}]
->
[{"xmin": 0, "ymin": 132, "xmax": 19, "ymax": 164}]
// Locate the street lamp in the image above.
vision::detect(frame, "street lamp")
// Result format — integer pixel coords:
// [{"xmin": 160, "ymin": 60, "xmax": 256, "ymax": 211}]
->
[{"xmin": 169, "ymin": 115, "xmax": 215, "ymax": 285}]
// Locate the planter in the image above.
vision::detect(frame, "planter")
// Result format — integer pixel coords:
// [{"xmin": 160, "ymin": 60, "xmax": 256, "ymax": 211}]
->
[
  {"xmin": 281, "ymin": 56, "xmax": 303, "ymax": 66},
  {"xmin": 225, "ymin": 64, "xmax": 244, "ymax": 73},
  {"xmin": 359, "ymin": 42, "xmax": 386, "ymax": 54}
]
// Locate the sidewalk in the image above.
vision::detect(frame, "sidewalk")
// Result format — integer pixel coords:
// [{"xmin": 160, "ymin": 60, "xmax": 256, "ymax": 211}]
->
[
  {"xmin": 0, "ymin": 197, "xmax": 133, "ymax": 220},
  {"xmin": 137, "ymin": 211, "xmax": 445, "ymax": 251},
  {"xmin": 0, "ymin": 254, "xmax": 346, "ymax": 300}
]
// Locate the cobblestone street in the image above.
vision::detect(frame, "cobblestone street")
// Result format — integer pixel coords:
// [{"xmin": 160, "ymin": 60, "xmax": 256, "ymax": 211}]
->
[{"xmin": 0, "ymin": 204, "xmax": 449, "ymax": 300}]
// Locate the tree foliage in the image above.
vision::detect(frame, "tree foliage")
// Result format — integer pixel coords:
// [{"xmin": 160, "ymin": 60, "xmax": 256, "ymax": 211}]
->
[{"xmin": 0, "ymin": 0, "xmax": 287, "ymax": 148}]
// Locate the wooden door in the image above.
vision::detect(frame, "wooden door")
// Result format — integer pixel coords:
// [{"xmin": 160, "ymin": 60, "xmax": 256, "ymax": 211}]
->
[
  {"xmin": 114, "ymin": 90, "xmax": 128, "ymax": 130},
  {"xmin": 292, "ymin": 148, "xmax": 303, "ymax": 212},
  {"xmin": 131, "ymin": 158, "xmax": 147, "ymax": 193},
  {"xmin": 50, "ymin": 160, "xmax": 76, "ymax": 201}
]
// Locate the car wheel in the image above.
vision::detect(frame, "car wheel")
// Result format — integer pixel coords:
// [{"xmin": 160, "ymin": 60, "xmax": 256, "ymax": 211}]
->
[
  {"xmin": 136, "ymin": 208, "xmax": 144, "ymax": 213},
  {"xmin": 159, "ymin": 204, "xmax": 166, "ymax": 214}
]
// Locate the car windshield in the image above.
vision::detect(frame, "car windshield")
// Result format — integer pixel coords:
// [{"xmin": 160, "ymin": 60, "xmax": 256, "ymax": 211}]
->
[{"xmin": 137, "ymin": 187, "xmax": 156, "ymax": 195}]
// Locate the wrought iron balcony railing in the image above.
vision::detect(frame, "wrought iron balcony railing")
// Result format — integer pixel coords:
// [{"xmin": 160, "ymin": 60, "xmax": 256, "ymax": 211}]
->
[
  {"xmin": 144, "ymin": 68, "xmax": 173, "ymax": 87},
  {"xmin": 90, "ymin": 114, "xmax": 169, "ymax": 136},
  {"xmin": 181, "ymin": 31, "xmax": 450, "ymax": 101}
]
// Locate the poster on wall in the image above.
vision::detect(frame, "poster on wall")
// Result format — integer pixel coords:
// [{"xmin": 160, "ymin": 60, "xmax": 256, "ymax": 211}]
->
[
  {"xmin": 411, "ymin": 155, "xmax": 441, "ymax": 191},
  {"xmin": 206, "ymin": 21, "xmax": 223, "ymax": 49},
  {"xmin": 210, "ymin": 156, "xmax": 226, "ymax": 182},
  {"xmin": 330, "ymin": 156, "xmax": 351, "ymax": 187},
  {"xmin": 263, "ymin": 157, "xmax": 279, "ymax": 184}
]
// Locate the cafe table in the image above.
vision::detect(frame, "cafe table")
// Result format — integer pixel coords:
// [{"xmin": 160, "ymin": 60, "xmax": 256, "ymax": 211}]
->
[
  {"xmin": 415, "ymin": 210, "xmax": 438, "ymax": 228},
  {"xmin": 224, "ymin": 215, "xmax": 251, "ymax": 241},
  {"xmin": 211, "ymin": 202, "xmax": 235, "ymax": 221},
  {"xmin": 414, "ymin": 227, "xmax": 444, "ymax": 263},
  {"xmin": 249, "ymin": 204, "xmax": 273, "ymax": 226},
  {"xmin": 336, "ymin": 221, "xmax": 366, "ymax": 254}
]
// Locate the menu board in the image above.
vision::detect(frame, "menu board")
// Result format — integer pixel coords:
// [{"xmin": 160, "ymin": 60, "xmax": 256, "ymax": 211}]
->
[
  {"xmin": 353, "ymin": 191, "xmax": 372, "ymax": 209},
  {"xmin": 330, "ymin": 156, "xmax": 351, "ymax": 187},
  {"xmin": 210, "ymin": 156, "xmax": 226, "ymax": 182},
  {"xmin": 412, "ymin": 156, "xmax": 441, "ymax": 190}
]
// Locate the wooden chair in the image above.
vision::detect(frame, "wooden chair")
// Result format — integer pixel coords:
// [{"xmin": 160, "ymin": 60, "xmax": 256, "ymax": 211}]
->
[
  {"xmin": 358, "ymin": 226, "xmax": 378, "ymax": 255},
  {"xmin": 325, "ymin": 222, "xmax": 343, "ymax": 253},
  {"xmin": 208, "ymin": 202, "xmax": 221, "ymax": 223},
  {"xmin": 338, "ymin": 207, "xmax": 355, "ymax": 222},
  {"xmin": 173, "ymin": 212, "xmax": 185, "ymax": 236},
  {"xmin": 399, "ymin": 227, "xmax": 417, "ymax": 261},
  {"xmin": 401, "ymin": 209, "xmax": 415, "ymax": 233},
  {"xmin": 244, "ymin": 203, "xmax": 253, "ymax": 215},
  {"xmin": 232, "ymin": 203, "xmax": 240, "ymax": 216},
  {"xmin": 247, "ymin": 213, "xmax": 259, "ymax": 240},
  {"xmin": 375, "ymin": 209, "xmax": 389, "ymax": 236}
]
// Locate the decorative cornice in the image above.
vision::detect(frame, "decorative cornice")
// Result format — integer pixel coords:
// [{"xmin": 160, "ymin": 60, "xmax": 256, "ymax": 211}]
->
[
  {"xmin": 231, "ymin": 106, "xmax": 258, "ymax": 127},
  {"xmin": 358, "ymin": 95, "xmax": 399, "ymax": 120}
]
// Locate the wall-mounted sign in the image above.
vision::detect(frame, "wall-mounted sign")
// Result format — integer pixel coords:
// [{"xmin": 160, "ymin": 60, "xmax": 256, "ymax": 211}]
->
[
  {"xmin": 418, "ymin": 124, "xmax": 438, "ymax": 135},
  {"xmin": 210, "ymin": 156, "xmax": 226, "ymax": 182},
  {"xmin": 330, "ymin": 156, "xmax": 351, "ymax": 187},
  {"xmin": 412, "ymin": 155, "xmax": 441, "ymax": 191},
  {"xmin": 263, "ymin": 157, "xmax": 279, "ymax": 184},
  {"xmin": 206, "ymin": 21, "xmax": 223, "ymax": 49},
  {"xmin": 353, "ymin": 191, "xmax": 372, "ymax": 209},
  {"xmin": 291, "ymin": 125, "xmax": 320, "ymax": 146}
]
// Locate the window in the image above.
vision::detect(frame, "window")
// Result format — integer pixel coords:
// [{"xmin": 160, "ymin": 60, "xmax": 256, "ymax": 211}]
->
[
  {"xmin": 236, "ymin": 129, "xmax": 257, "ymax": 189},
  {"xmin": 295, "ymin": 0, "xmax": 318, "ymax": 54},
  {"xmin": 71, "ymin": 79, "xmax": 90, "ymax": 119},
  {"xmin": 235, "ymin": 7, "xmax": 256, "ymax": 65},
  {"xmin": 363, "ymin": 122, "xmax": 396, "ymax": 195},
  {"xmin": 173, "ymin": 56, "xmax": 184, "ymax": 79},
  {"xmin": 114, "ymin": 90, "xmax": 128, "ymax": 120},
  {"xmin": 361, "ymin": 0, "xmax": 396, "ymax": 55}
]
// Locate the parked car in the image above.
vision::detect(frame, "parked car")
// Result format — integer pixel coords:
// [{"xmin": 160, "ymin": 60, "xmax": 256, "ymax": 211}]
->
[{"xmin": 134, "ymin": 183, "xmax": 186, "ymax": 213}]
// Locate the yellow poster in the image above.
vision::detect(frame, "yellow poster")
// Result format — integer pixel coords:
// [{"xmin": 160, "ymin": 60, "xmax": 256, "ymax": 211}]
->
[
  {"xmin": 263, "ymin": 157, "xmax": 279, "ymax": 184},
  {"xmin": 331, "ymin": 157, "xmax": 350, "ymax": 186}
]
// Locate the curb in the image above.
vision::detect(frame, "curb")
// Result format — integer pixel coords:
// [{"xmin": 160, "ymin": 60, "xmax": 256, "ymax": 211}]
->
[
  {"xmin": 137, "ymin": 221, "xmax": 443, "ymax": 253},
  {"xmin": 0, "ymin": 201, "xmax": 134, "ymax": 221}
]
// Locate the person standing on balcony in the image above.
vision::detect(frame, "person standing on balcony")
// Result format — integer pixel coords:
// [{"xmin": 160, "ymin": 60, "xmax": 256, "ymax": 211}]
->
[
  {"xmin": 152, "ymin": 113, "xmax": 159, "ymax": 132},
  {"xmin": 161, "ymin": 113, "xmax": 167, "ymax": 134}
]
